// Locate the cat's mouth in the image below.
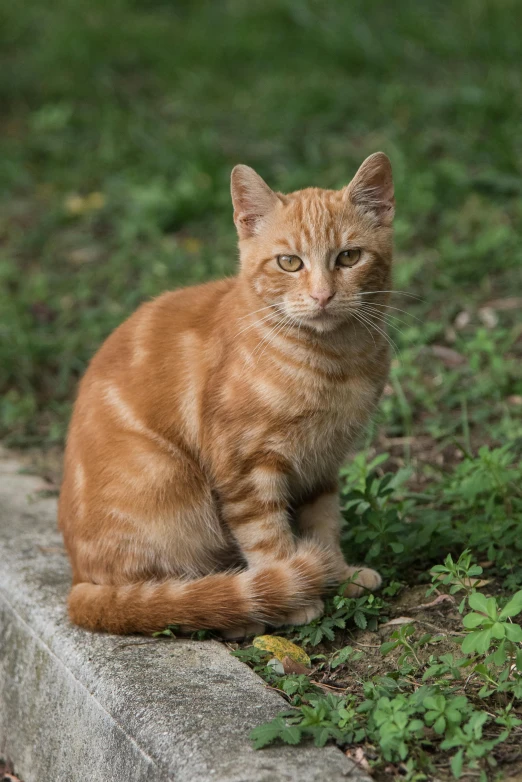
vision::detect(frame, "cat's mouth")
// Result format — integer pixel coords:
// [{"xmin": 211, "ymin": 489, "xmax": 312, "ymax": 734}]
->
[
  {"xmin": 297, "ymin": 309, "xmax": 343, "ymax": 332},
  {"xmin": 303, "ymin": 308, "xmax": 339, "ymax": 322}
]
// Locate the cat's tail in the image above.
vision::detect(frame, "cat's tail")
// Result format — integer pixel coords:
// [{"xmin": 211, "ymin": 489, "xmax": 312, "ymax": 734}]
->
[{"xmin": 67, "ymin": 541, "xmax": 338, "ymax": 634}]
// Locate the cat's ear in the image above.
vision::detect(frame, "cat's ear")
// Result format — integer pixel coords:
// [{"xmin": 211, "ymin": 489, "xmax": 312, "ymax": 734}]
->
[
  {"xmin": 231, "ymin": 165, "xmax": 280, "ymax": 239},
  {"xmin": 346, "ymin": 152, "xmax": 395, "ymax": 226}
]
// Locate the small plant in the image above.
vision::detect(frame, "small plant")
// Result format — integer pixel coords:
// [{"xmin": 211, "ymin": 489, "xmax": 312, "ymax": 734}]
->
[
  {"xmin": 422, "ymin": 693, "xmax": 470, "ymax": 735},
  {"xmin": 329, "ymin": 645, "xmax": 363, "ymax": 669},
  {"xmin": 250, "ymin": 694, "xmax": 359, "ymax": 749},
  {"xmin": 440, "ymin": 711, "xmax": 507, "ymax": 779},
  {"xmin": 461, "ymin": 589, "xmax": 522, "ymax": 662},
  {"xmin": 461, "ymin": 589, "xmax": 522, "ymax": 656},
  {"xmin": 428, "ymin": 550, "xmax": 484, "ymax": 612},
  {"xmin": 287, "ymin": 587, "xmax": 385, "ymax": 647}
]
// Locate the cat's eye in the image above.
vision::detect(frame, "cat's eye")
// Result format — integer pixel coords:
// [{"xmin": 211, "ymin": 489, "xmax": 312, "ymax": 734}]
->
[
  {"xmin": 277, "ymin": 254, "xmax": 303, "ymax": 273},
  {"xmin": 336, "ymin": 249, "xmax": 361, "ymax": 267}
]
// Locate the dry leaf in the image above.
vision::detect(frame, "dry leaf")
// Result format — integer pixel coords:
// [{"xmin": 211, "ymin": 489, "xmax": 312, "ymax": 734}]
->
[
  {"xmin": 253, "ymin": 635, "xmax": 311, "ymax": 667},
  {"xmin": 461, "ymin": 577, "xmax": 490, "ymax": 588},
  {"xmin": 454, "ymin": 311, "xmax": 470, "ymax": 329},
  {"xmin": 64, "ymin": 191, "xmax": 105, "ymax": 215},
  {"xmin": 478, "ymin": 306, "xmax": 498, "ymax": 328},
  {"xmin": 312, "ymin": 681, "xmax": 345, "ymax": 693},
  {"xmin": 280, "ymin": 655, "xmax": 311, "ymax": 675},
  {"xmin": 428, "ymin": 345, "xmax": 467, "ymax": 368},
  {"xmin": 380, "ymin": 616, "xmax": 415, "ymax": 628},
  {"xmin": 346, "ymin": 746, "xmax": 372, "ymax": 774},
  {"xmin": 179, "ymin": 237, "xmax": 203, "ymax": 254},
  {"xmin": 410, "ymin": 594, "xmax": 456, "ymax": 611},
  {"xmin": 432, "ymin": 574, "xmax": 490, "ymax": 588},
  {"xmin": 484, "ymin": 297, "xmax": 522, "ymax": 311}
]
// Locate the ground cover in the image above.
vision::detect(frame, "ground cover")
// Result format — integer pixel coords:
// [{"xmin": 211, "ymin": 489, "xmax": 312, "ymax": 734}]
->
[{"xmin": 1, "ymin": 1, "xmax": 521, "ymax": 778}]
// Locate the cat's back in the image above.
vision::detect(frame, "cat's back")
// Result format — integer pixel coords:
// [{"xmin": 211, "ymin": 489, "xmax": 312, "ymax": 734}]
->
[
  {"xmin": 87, "ymin": 277, "xmax": 234, "ymax": 378},
  {"xmin": 64, "ymin": 277, "xmax": 236, "ymax": 455}
]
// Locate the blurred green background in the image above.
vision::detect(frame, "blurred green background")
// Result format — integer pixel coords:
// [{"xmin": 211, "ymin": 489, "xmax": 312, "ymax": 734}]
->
[{"xmin": 1, "ymin": 0, "xmax": 521, "ymax": 454}]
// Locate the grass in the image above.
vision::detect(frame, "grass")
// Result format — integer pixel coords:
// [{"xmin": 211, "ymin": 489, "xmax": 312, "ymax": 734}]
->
[
  {"xmin": 232, "ymin": 452, "xmax": 522, "ymax": 779},
  {"xmin": 1, "ymin": 0, "xmax": 522, "ymax": 778}
]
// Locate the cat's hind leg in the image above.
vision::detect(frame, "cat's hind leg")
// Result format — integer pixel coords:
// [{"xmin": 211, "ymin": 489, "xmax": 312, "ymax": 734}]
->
[{"xmin": 297, "ymin": 489, "xmax": 382, "ymax": 598}]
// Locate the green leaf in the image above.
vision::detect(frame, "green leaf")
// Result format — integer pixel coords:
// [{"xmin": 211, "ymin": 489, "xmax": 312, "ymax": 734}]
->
[
  {"xmin": 462, "ymin": 629, "xmax": 492, "ymax": 656},
  {"xmin": 499, "ymin": 590, "xmax": 522, "ymax": 620},
  {"xmin": 461, "ymin": 632, "xmax": 479, "ymax": 655},
  {"xmin": 446, "ymin": 708, "xmax": 463, "ymax": 725},
  {"xmin": 280, "ymin": 725, "xmax": 302, "ymax": 745},
  {"xmin": 468, "ymin": 592, "xmax": 489, "ymax": 613},
  {"xmin": 451, "ymin": 748, "xmax": 464, "ymax": 779},
  {"xmin": 505, "ymin": 623, "xmax": 522, "ymax": 642},
  {"xmin": 493, "ymin": 641, "xmax": 507, "ymax": 666},
  {"xmin": 463, "ymin": 612, "xmax": 485, "ymax": 629},
  {"xmin": 486, "ymin": 597, "xmax": 498, "ymax": 620},
  {"xmin": 424, "ymin": 694, "xmax": 445, "ymax": 711},
  {"xmin": 354, "ymin": 611, "xmax": 367, "ymax": 630},
  {"xmin": 476, "ymin": 628, "xmax": 493, "ymax": 654},
  {"xmin": 314, "ymin": 727, "xmax": 331, "ymax": 747},
  {"xmin": 434, "ymin": 715, "xmax": 446, "ymax": 734},
  {"xmin": 491, "ymin": 622, "xmax": 506, "ymax": 640},
  {"xmin": 250, "ymin": 718, "xmax": 285, "ymax": 749},
  {"xmin": 380, "ymin": 641, "xmax": 398, "ymax": 656}
]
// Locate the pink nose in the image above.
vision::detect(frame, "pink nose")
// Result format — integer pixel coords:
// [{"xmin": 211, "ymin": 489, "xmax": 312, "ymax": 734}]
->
[{"xmin": 310, "ymin": 291, "xmax": 335, "ymax": 308}]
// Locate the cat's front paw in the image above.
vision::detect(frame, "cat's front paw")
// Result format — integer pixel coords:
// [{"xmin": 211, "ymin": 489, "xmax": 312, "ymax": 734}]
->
[
  {"xmin": 221, "ymin": 621, "xmax": 266, "ymax": 640},
  {"xmin": 340, "ymin": 566, "xmax": 382, "ymax": 597},
  {"xmin": 280, "ymin": 598, "xmax": 325, "ymax": 627}
]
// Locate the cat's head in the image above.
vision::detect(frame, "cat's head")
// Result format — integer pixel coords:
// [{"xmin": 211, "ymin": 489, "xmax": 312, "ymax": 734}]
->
[{"xmin": 231, "ymin": 153, "xmax": 394, "ymax": 333}]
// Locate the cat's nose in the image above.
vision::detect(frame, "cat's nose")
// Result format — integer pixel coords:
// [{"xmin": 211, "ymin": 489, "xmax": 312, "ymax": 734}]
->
[{"xmin": 310, "ymin": 291, "xmax": 335, "ymax": 308}]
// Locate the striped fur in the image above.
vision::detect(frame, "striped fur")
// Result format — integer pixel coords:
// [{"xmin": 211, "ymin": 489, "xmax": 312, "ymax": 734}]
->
[{"xmin": 59, "ymin": 153, "xmax": 394, "ymax": 635}]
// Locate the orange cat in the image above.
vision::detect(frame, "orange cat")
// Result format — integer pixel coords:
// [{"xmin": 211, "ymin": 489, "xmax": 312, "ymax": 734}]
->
[{"xmin": 58, "ymin": 152, "xmax": 395, "ymax": 638}]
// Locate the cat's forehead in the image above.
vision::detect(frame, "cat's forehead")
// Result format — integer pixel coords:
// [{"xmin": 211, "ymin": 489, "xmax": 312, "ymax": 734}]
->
[
  {"xmin": 284, "ymin": 187, "xmax": 344, "ymax": 216},
  {"xmin": 275, "ymin": 187, "xmax": 354, "ymax": 253}
]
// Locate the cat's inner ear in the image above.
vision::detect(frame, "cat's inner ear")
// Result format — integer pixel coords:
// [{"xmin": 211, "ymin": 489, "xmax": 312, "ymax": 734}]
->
[
  {"xmin": 346, "ymin": 152, "xmax": 395, "ymax": 227},
  {"xmin": 231, "ymin": 165, "xmax": 280, "ymax": 239}
]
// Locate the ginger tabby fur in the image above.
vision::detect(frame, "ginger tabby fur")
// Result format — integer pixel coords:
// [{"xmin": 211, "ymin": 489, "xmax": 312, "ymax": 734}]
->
[{"xmin": 59, "ymin": 152, "xmax": 395, "ymax": 638}]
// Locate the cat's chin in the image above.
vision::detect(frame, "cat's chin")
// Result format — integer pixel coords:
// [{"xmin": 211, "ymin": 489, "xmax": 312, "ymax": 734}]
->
[{"xmin": 300, "ymin": 313, "xmax": 342, "ymax": 334}]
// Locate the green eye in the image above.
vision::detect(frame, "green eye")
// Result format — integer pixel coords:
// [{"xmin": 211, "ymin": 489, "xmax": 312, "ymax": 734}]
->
[
  {"xmin": 336, "ymin": 249, "xmax": 361, "ymax": 267},
  {"xmin": 277, "ymin": 254, "xmax": 303, "ymax": 272}
]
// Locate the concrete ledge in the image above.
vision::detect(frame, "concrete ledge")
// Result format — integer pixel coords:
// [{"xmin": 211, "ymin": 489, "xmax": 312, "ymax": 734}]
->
[{"xmin": 0, "ymin": 451, "xmax": 366, "ymax": 782}]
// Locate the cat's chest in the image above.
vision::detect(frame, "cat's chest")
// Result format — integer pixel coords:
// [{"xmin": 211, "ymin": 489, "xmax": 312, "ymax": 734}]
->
[{"xmin": 272, "ymin": 373, "xmax": 379, "ymax": 484}]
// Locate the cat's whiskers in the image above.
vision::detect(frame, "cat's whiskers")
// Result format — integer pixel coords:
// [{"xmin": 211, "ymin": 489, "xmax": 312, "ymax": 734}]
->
[
  {"xmin": 356, "ymin": 301, "xmax": 422, "ymax": 322},
  {"xmin": 359, "ymin": 310, "xmax": 407, "ymax": 340},
  {"xmin": 350, "ymin": 311, "xmax": 377, "ymax": 349},
  {"xmin": 358, "ymin": 304, "xmax": 412, "ymax": 331},
  {"xmin": 351, "ymin": 307, "xmax": 400, "ymax": 360},
  {"xmin": 235, "ymin": 310, "xmax": 279, "ymax": 338},
  {"xmin": 237, "ymin": 305, "xmax": 277, "ymax": 321},
  {"xmin": 356, "ymin": 290, "xmax": 422, "ymax": 300},
  {"xmin": 253, "ymin": 314, "xmax": 295, "ymax": 363},
  {"xmin": 250, "ymin": 316, "xmax": 286, "ymax": 359},
  {"xmin": 346, "ymin": 296, "xmax": 422, "ymax": 323}
]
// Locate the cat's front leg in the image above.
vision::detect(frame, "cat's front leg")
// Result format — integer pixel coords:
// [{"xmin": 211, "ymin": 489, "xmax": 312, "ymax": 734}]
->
[
  {"xmin": 219, "ymin": 457, "xmax": 295, "ymax": 567},
  {"xmin": 218, "ymin": 457, "xmax": 329, "ymax": 630},
  {"xmin": 297, "ymin": 487, "xmax": 382, "ymax": 597}
]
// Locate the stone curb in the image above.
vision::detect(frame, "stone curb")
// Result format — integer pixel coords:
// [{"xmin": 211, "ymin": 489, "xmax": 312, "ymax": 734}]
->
[{"xmin": 0, "ymin": 451, "xmax": 367, "ymax": 782}]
